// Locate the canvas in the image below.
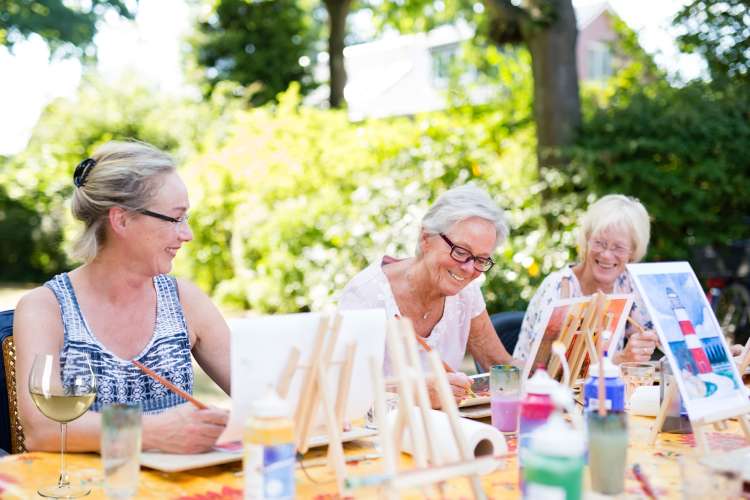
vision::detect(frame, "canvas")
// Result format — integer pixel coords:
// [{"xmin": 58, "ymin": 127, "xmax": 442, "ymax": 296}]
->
[
  {"xmin": 217, "ymin": 309, "xmax": 386, "ymax": 444},
  {"xmin": 628, "ymin": 262, "xmax": 750, "ymax": 422},
  {"xmin": 523, "ymin": 294, "xmax": 634, "ymax": 382}
]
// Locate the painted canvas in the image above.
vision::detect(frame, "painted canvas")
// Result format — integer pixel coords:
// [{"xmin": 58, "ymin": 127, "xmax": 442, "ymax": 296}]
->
[
  {"xmin": 628, "ymin": 262, "xmax": 749, "ymax": 421},
  {"xmin": 523, "ymin": 294, "xmax": 634, "ymax": 381}
]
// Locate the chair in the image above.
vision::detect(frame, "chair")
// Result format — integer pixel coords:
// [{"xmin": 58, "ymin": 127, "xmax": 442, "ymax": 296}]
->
[
  {"xmin": 0, "ymin": 310, "xmax": 24, "ymax": 453},
  {"xmin": 474, "ymin": 311, "xmax": 525, "ymax": 373}
]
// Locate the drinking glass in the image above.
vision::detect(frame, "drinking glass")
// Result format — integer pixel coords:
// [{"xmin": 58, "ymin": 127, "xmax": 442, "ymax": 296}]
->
[
  {"xmin": 29, "ymin": 351, "xmax": 97, "ymax": 498},
  {"xmin": 101, "ymin": 403, "xmax": 142, "ymax": 499},
  {"xmin": 490, "ymin": 364, "xmax": 521, "ymax": 433},
  {"xmin": 620, "ymin": 362, "xmax": 655, "ymax": 409}
]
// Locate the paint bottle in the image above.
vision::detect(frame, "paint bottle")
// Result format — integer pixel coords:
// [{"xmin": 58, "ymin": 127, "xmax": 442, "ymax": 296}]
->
[
  {"xmin": 522, "ymin": 413, "xmax": 585, "ymax": 500},
  {"xmin": 519, "ymin": 368, "xmax": 557, "ymax": 451},
  {"xmin": 244, "ymin": 389, "xmax": 296, "ymax": 500},
  {"xmin": 582, "ymin": 355, "xmax": 625, "ymax": 413},
  {"xmin": 518, "ymin": 367, "xmax": 558, "ymax": 488}
]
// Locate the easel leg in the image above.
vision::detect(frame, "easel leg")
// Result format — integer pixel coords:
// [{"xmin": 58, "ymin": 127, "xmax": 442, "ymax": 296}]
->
[{"xmin": 650, "ymin": 381, "xmax": 677, "ymax": 445}]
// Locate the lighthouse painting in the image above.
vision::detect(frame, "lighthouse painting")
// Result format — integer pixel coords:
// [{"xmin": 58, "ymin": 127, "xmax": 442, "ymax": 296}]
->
[{"xmin": 628, "ymin": 262, "xmax": 749, "ymax": 422}]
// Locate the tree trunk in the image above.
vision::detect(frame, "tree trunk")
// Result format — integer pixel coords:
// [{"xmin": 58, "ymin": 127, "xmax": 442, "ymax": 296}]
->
[
  {"xmin": 486, "ymin": 0, "xmax": 581, "ymax": 170},
  {"xmin": 324, "ymin": 0, "xmax": 352, "ymax": 109},
  {"xmin": 523, "ymin": 0, "xmax": 581, "ymax": 169}
]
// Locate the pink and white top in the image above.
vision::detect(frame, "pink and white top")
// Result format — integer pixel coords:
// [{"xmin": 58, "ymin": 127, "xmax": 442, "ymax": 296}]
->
[{"xmin": 338, "ymin": 256, "xmax": 487, "ymax": 375}]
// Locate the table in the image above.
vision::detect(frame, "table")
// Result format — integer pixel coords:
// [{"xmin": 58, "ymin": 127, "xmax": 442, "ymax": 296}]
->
[{"xmin": 0, "ymin": 416, "xmax": 746, "ymax": 499}]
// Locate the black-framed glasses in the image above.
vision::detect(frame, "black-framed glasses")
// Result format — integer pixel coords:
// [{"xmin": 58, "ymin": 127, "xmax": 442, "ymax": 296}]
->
[
  {"xmin": 439, "ymin": 233, "xmax": 495, "ymax": 272},
  {"xmin": 139, "ymin": 209, "xmax": 190, "ymax": 228}
]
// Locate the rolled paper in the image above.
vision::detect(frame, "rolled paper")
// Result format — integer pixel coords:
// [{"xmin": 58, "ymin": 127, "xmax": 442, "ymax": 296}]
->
[{"xmin": 388, "ymin": 407, "xmax": 507, "ymax": 463}]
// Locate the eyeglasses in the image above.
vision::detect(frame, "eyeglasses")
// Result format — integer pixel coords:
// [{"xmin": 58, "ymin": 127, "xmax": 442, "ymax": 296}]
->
[
  {"xmin": 139, "ymin": 209, "xmax": 190, "ymax": 229},
  {"xmin": 589, "ymin": 238, "xmax": 631, "ymax": 257},
  {"xmin": 439, "ymin": 233, "xmax": 495, "ymax": 272}
]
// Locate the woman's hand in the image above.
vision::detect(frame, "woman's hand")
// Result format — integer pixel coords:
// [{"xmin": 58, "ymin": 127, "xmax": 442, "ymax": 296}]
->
[
  {"xmin": 143, "ymin": 404, "xmax": 229, "ymax": 454},
  {"xmin": 428, "ymin": 372, "xmax": 472, "ymax": 409},
  {"xmin": 618, "ymin": 330, "xmax": 660, "ymax": 363}
]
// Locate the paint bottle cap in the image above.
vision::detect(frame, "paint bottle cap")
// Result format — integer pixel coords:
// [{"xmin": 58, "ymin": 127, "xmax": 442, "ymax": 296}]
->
[
  {"xmin": 250, "ymin": 386, "xmax": 290, "ymax": 418},
  {"xmin": 525, "ymin": 368, "xmax": 558, "ymax": 395},
  {"xmin": 589, "ymin": 356, "xmax": 620, "ymax": 378},
  {"xmin": 530, "ymin": 413, "xmax": 585, "ymax": 457}
]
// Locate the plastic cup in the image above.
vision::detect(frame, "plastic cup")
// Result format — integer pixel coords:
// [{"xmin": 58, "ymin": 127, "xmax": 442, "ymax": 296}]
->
[
  {"xmin": 587, "ymin": 412, "xmax": 628, "ymax": 494},
  {"xmin": 490, "ymin": 364, "xmax": 520, "ymax": 433},
  {"xmin": 101, "ymin": 403, "xmax": 142, "ymax": 499}
]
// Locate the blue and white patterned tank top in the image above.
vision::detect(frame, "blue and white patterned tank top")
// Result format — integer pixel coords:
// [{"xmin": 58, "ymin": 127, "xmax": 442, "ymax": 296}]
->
[{"xmin": 45, "ymin": 273, "xmax": 194, "ymax": 414}]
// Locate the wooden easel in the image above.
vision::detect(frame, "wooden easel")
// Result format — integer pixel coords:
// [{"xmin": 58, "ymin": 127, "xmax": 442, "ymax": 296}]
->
[
  {"xmin": 276, "ymin": 313, "xmax": 357, "ymax": 494},
  {"xmin": 547, "ymin": 291, "xmax": 611, "ymax": 388},
  {"xmin": 649, "ymin": 379, "xmax": 750, "ymax": 455},
  {"xmin": 346, "ymin": 317, "xmax": 498, "ymax": 499}
]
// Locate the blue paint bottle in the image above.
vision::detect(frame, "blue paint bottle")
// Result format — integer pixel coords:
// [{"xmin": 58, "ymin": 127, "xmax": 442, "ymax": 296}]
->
[{"xmin": 583, "ymin": 356, "xmax": 624, "ymax": 413}]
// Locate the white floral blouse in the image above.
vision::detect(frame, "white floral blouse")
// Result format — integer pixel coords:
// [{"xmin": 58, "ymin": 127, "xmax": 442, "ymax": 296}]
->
[
  {"xmin": 513, "ymin": 265, "xmax": 654, "ymax": 360},
  {"xmin": 338, "ymin": 256, "xmax": 486, "ymax": 375}
]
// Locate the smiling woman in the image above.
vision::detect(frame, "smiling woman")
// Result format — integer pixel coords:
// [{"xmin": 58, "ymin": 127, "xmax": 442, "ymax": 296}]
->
[
  {"xmin": 13, "ymin": 140, "xmax": 232, "ymax": 455},
  {"xmin": 338, "ymin": 184, "xmax": 517, "ymax": 409},
  {"xmin": 513, "ymin": 194, "xmax": 660, "ymax": 364}
]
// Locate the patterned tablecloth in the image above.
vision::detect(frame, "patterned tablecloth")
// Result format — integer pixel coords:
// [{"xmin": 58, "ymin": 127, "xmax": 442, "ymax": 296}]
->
[{"xmin": 0, "ymin": 415, "xmax": 747, "ymax": 499}]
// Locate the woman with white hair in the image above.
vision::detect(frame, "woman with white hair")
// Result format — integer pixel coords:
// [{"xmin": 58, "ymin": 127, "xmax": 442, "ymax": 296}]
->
[
  {"xmin": 340, "ymin": 185, "xmax": 516, "ymax": 407},
  {"xmin": 15, "ymin": 141, "xmax": 230, "ymax": 454},
  {"xmin": 513, "ymin": 194, "xmax": 660, "ymax": 363}
]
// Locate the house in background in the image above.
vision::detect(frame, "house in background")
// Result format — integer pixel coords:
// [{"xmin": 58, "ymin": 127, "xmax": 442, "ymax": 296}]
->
[{"xmin": 340, "ymin": 1, "xmax": 618, "ymax": 120}]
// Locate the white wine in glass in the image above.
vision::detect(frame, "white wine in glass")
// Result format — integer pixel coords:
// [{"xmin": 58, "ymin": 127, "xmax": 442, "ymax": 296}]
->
[{"xmin": 29, "ymin": 351, "xmax": 96, "ymax": 498}]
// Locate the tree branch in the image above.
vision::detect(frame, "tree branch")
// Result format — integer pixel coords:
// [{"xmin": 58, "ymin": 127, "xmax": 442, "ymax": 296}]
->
[{"xmin": 484, "ymin": 0, "xmax": 529, "ymax": 45}]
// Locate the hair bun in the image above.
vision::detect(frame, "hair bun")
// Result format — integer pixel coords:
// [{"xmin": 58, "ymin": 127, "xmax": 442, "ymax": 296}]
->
[{"xmin": 73, "ymin": 158, "xmax": 97, "ymax": 188}]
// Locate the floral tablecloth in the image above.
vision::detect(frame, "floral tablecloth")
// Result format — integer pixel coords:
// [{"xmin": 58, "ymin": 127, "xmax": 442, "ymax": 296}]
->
[{"xmin": 0, "ymin": 416, "xmax": 746, "ymax": 499}]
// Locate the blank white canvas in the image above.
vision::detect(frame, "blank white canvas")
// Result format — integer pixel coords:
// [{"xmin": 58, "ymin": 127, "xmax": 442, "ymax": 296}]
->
[{"xmin": 217, "ymin": 309, "xmax": 386, "ymax": 444}]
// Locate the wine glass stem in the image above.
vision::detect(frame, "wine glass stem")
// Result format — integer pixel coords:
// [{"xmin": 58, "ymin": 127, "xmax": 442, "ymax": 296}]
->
[{"xmin": 58, "ymin": 422, "xmax": 70, "ymax": 487}]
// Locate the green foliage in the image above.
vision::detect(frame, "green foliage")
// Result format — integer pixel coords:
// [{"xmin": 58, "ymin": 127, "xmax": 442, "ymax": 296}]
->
[
  {"xmin": 675, "ymin": 0, "xmax": 750, "ymax": 82},
  {"xmin": 0, "ymin": 0, "xmax": 134, "ymax": 54},
  {"xmin": 192, "ymin": 0, "xmax": 316, "ymax": 105},
  {"xmin": 177, "ymin": 82, "xmax": 562, "ymax": 314},
  {"xmin": 0, "ymin": 75, "xmax": 229, "ymax": 279},
  {"xmin": 571, "ymin": 79, "xmax": 750, "ymax": 262}
]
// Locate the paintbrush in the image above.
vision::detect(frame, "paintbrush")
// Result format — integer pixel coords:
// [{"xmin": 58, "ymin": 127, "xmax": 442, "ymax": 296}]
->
[
  {"xmin": 132, "ymin": 360, "xmax": 208, "ymax": 409},
  {"xmin": 627, "ymin": 315, "xmax": 647, "ymax": 335},
  {"xmin": 632, "ymin": 463, "xmax": 657, "ymax": 499}
]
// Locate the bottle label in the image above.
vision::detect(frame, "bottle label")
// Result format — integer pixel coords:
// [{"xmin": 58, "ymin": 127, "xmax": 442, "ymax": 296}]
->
[
  {"xmin": 526, "ymin": 482, "xmax": 565, "ymax": 500},
  {"xmin": 244, "ymin": 443, "xmax": 295, "ymax": 500},
  {"xmin": 586, "ymin": 397, "xmax": 612, "ymax": 410}
]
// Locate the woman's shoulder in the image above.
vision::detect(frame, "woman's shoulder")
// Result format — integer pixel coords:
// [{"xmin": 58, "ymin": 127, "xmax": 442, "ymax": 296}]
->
[{"xmin": 339, "ymin": 258, "xmax": 392, "ymax": 307}]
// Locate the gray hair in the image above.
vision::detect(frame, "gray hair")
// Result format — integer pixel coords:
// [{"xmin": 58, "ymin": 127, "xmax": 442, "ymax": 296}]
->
[
  {"xmin": 577, "ymin": 194, "xmax": 651, "ymax": 262},
  {"xmin": 418, "ymin": 184, "xmax": 509, "ymax": 254},
  {"xmin": 71, "ymin": 140, "xmax": 176, "ymax": 262}
]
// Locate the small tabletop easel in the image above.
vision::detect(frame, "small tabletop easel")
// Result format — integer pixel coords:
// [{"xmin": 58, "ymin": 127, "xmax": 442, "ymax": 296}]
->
[
  {"xmin": 346, "ymin": 317, "xmax": 497, "ymax": 499},
  {"xmin": 649, "ymin": 379, "xmax": 750, "ymax": 454},
  {"xmin": 276, "ymin": 313, "xmax": 357, "ymax": 494},
  {"xmin": 547, "ymin": 291, "xmax": 612, "ymax": 388},
  {"xmin": 650, "ymin": 334, "xmax": 750, "ymax": 454}
]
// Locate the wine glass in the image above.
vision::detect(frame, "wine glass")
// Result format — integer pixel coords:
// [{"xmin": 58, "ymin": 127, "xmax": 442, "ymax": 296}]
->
[{"xmin": 29, "ymin": 351, "xmax": 97, "ymax": 498}]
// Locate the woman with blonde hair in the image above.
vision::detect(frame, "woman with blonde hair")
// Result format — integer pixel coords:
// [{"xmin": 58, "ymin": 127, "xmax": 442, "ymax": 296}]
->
[
  {"xmin": 15, "ymin": 141, "xmax": 230, "ymax": 453},
  {"xmin": 514, "ymin": 194, "xmax": 660, "ymax": 363}
]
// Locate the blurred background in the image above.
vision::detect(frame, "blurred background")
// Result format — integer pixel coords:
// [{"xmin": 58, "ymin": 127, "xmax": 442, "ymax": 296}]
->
[{"xmin": 1, "ymin": 0, "xmax": 749, "ymax": 335}]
